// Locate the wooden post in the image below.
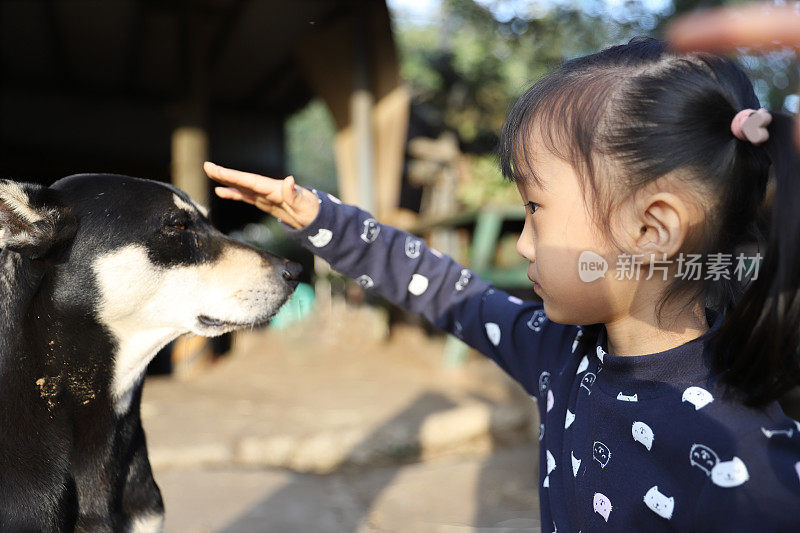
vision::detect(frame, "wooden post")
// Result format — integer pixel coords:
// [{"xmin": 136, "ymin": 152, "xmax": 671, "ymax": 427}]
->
[
  {"xmin": 169, "ymin": 10, "xmax": 212, "ymax": 372},
  {"xmin": 352, "ymin": 4, "xmax": 375, "ymax": 213},
  {"xmin": 171, "ymin": 126, "xmax": 209, "ymax": 206}
]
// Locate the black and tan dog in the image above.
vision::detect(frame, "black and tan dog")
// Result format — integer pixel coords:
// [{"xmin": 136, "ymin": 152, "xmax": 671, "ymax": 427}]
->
[{"xmin": 0, "ymin": 174, "xmax": 300, "ymax": 532}]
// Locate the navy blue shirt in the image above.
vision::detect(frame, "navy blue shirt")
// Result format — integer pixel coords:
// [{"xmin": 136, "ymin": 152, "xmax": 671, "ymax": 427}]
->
[{"xmin": 283, "ymin": 190, "xmax": 800, "ymax": 531}]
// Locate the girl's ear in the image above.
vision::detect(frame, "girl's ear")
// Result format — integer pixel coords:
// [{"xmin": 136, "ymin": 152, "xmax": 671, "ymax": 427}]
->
[{"xmin": 630, "ymin": 192, "xmax": 695, "ymax": 262}]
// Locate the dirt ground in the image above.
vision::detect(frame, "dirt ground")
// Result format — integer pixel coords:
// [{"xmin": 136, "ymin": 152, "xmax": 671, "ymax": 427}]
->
[{"xmin": 142, "ymin": 303, "xmax": 543, "ymax": 532}]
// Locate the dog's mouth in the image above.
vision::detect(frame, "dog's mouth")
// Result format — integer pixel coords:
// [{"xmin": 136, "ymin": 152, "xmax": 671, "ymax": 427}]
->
[
  {"xmin": 196, "ymin": 313, "xmax": 275, "ymax": 330},
  {"xmin": 195, "ymin": 287, "xmax": 298, "ymax": 333}
]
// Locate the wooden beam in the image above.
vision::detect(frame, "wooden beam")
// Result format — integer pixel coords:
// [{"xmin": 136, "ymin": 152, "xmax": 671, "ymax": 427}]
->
[
  {"xmin": 206, "ymin": 0, "xmax": 247, "ymax": 72},
  {"xmin": 122, "ymin": 0, "xmax": 147, "ymax": 92},
  {"xmin": 44, "ymin": 0, "xmax": 70, "ymax": 86}
]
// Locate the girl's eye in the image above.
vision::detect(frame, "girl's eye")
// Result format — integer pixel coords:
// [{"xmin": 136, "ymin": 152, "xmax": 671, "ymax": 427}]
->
[{"xmin": 524, "ymin": 201, "xmax": 540, "ymax": 215}]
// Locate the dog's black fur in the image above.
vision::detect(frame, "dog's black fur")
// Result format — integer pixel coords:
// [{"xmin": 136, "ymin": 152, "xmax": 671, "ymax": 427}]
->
[{"xmin": 0, "ymin": 174, "xmax": 299, "ymax": 532}]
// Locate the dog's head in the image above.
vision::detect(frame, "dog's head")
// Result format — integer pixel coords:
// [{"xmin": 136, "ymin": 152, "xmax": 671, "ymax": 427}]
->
[
  {"xmin": 49, "ymin": 174, "xmax": 300, "ymax": 338},
  {"xmin": 2, "ymin": 174, "xmax": 300, "ymax": 412}
]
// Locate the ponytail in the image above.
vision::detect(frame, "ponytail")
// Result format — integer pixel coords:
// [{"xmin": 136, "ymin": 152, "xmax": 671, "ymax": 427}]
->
[{"xmin": 710, "ymin": 113, "xmax": 800, "ymax": 406}]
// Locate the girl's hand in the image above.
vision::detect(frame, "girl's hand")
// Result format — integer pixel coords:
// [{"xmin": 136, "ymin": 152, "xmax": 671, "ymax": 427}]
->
[
  {"xmin": 204, "ymin": 162, "xmax": 320, "ymax": 229},
  {"xmin": 667, "ymin": 3, "xmax": 800, "ymax": 150}
]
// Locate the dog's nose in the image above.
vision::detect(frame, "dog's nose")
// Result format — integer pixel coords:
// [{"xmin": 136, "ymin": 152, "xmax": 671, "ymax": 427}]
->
[{"xmin": 281, "ymin": 261, "xmax": 302, "ymax": 282}]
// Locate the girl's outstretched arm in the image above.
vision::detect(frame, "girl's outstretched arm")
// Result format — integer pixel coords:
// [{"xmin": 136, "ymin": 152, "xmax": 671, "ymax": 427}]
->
[{"xmin": 204, "ymin": 162, "xmax": 583, "ymax": 399}]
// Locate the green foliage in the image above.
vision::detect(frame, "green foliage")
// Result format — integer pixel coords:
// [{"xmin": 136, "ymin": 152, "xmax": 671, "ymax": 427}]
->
[
  {"xmin": 391, "ymin": 0, "xmax": 798, "ymax": 207},
  {"xmin": 285, "ymin": 98, "xmax": 338, "ymax": 195},
  {"xmin": 393, "ymin": 0, "xmax": 673, "ymax": 155},
  {"xmin": 457, "ymin": 154, "xmax": 519, "ymax": 208}
]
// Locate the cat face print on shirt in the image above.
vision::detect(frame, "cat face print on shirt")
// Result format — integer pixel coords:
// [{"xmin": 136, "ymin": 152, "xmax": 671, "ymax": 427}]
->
[
  {"xmin": 643, "ymin": 486, "xmax": 674, "ymax": 520},
  {"xmin": 595, "ymin": 345, "xmax": 605, "ymax": 362},
  {"xmin": 485, "ymin": 323, "xmax": 501, "ymax": 346},
  {"xmin": 527, "ymin": 309, "xmax": 547, "ymax": 332},
  {"xmin": 572, "ymin": 329, "xmax": 583, "ymax": 353},
  {"xmin": 689, "ymin": 444, "xmax": 749, "ymax": 487},
  {"xmin": 761, "ymin": 426, "xmax": 794, "ymax": 439},
  {"xmin": 404, "ymin": 236, "xmax": 422, "ymax": 259},
  {"xmin": 710, "ymin": 457, "xmax": 749, "ymax": 488},
  {"xmin": 580, "ymin": 373, "xmax": 596, "ymax": 394},
  {"xmin": 308, "ymin": 228, "xmax": 333, "ymax": 248},
  {"xmin": 408, "ymin": 274, "xmax": 429, "ymax": 295},
  {"xmin": 682, "ymin": 386, "xmax": 713, "ymax": 410},
  {"xmin": 543, "ymin": 450, "xmax": 556, "ymax": 488},
  {"xmin": 571, "ymin": 452, "xmax": 581, "ymax": 477},
  {"xmin": 593, "ymin": 441, "xmax": 611, "ymax": 468},
  {"xmin": 576, "ymin": 355, "xmax": 589, "ymax": 374},
  {"xmin": 356, "ymin": 275, "xmax": 374, "ymax": 289},
  {"xmin": 455, "ymin": 269, "xmax": 472, "ymax": 291},
  {"xmin": 360, "ymin": 218, "xmax": 380, "ymax": 243},
  {"xmin": 538, "ymin": 371, "xmax": 551, "ymax": 396},
  {"xmin": 593, "ymin": 492, "xmax": 612, "ymax": 522},
  {"xmin": 689, "ymin": 443, "xmax": 719, "ymax": 475},
  {"xmin": 565, "ymin": 409, "xmax": 575, "ymax": 429},
  {"xmin": 547, "ymin": 449, "xmax": 556, "ymax": 475},
  {"xmin": 632, "ymin": 421, "xmax": 654, "ymax": 451}
]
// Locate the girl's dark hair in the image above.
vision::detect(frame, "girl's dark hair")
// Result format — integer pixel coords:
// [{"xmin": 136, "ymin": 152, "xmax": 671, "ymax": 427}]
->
[{"xmin": 499, "ymin": 36, "xmax": 800, "ymax": 406}]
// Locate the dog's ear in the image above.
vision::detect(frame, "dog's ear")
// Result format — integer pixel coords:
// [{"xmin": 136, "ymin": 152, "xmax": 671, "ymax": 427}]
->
[{"xmin": 0, "ymin": 179, "xmax": 76, "ymax": 259}]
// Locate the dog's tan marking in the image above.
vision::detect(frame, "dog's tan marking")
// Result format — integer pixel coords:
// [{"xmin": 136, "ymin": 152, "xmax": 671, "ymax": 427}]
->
[
  {"xmin": 127, "ymin": 511, "xmax": 164, "ymax": 533},
  {"xmin": 172, "ymin": 193, "xmax": 209, "ymax": 218},
  {"xmin": 93, "ymin": 244, "xmax": 286, "ymax": 415}
]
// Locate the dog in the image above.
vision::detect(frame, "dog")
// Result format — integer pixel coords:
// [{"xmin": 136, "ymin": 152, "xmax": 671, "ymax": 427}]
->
[{"xmin": 0, "ymin": 174, "xmax": 300, "ymax": 532}]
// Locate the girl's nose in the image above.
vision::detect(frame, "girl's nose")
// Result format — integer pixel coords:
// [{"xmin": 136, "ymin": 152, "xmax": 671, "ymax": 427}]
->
[
  {"xmin": 516, "ymin": 223, "xmax": 535, "ymax": 262},
  {"xmin": 516, "ymin": 236, "xmax": 536, "ymax": 262}
]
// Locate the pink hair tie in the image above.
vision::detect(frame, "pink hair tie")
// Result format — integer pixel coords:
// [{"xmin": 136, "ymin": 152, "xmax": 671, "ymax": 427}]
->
[{"xmin": 731, "ymin": 108, "xmax": 772, "ymax": 145}]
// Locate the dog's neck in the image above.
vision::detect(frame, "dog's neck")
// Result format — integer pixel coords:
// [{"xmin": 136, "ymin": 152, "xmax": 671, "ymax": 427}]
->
[
  {"xmin": 0, "ymin": 250, "xmax": 41, "ymax": 339},
  {"xmin": 108, "ymin": 325, "xmax": 180, "ymax": 415},
  {"xmin": 1, "ymin": 252, "xmax": 177, "ymax": 417}
]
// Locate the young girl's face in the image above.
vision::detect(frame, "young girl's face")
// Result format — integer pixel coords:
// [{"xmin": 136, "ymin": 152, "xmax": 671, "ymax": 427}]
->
[{"xmin": 515, "ymin": 149, "xmax": 629, "ymax": 326}]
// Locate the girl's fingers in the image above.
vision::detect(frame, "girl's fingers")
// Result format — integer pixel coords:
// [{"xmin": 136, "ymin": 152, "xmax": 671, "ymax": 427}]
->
[
  {"xmin": 208, "ymin": 164, "xmax": 317, "ymax": 228},
  {"xmin": 214, "ymin": 186, "xmax": 257, "ymax": 205},
  {"xmin": 667, "ymin": 4, "xmax": 800, "ymax": 152},
  {"xmin": 667, "ymin": 5, "xmax": 800, "ymax": 52},
  {"xmin": 204, "ymin": 162, "xmax": 280, "ymax": 196},
  {"xmin": 282, "ymin": 175, "xmax": 297, "ymax": 204}
]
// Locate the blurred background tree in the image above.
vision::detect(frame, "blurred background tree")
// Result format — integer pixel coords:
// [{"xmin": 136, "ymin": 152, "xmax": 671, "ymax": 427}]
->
[
  {"xmin": 286, "ymin": 0, "xmax": 798, "ymax": 208},
  {"xmin": 286, "ymin": 99, "xmax": 338, "ymax": 195},
  {"xmin": 391, "ymin": 0, "xmax": 798, "ymax": 207}
]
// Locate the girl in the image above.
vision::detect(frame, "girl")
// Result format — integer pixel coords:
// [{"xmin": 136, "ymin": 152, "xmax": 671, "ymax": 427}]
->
[{"xmin": 205, "ymin": 37, "xmax": 800, "ymax": 531}]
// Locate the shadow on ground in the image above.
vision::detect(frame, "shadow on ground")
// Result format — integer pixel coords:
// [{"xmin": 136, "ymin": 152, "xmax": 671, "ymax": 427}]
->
[{"xmin": 217, "ymin": 392, "xmax": 541, "ymax": 533}]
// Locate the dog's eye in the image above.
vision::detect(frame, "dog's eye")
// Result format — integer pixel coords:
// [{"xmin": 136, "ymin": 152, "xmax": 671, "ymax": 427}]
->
[{"xmin": 165, "ymin": 217, "xmax": 189, "ymax": 232}]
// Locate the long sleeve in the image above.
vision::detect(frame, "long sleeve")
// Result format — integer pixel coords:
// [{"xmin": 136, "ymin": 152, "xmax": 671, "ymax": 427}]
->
[{"xmin": 280, "ymin": 189, "xmax": 583, "ymax": 397}]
